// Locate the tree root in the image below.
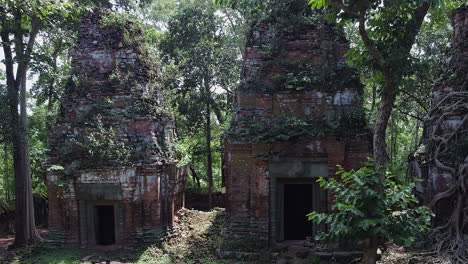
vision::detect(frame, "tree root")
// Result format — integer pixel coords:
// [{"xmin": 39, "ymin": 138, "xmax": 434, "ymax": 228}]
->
[{"xmin": 419, "ymin": 91, "xmax": 468, "ymax": 264}]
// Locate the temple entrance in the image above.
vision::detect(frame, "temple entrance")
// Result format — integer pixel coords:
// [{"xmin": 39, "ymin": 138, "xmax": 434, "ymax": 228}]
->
[
  {"xmin": 270, "ymin": 158, "xmax": 329, "ymax": 242},
  {"xmin": 283, "ymin": 184, "xmax": 314, "ymax": 240},
  {"xmin": 95, "ymin": 205, "xmax": 115, "ymax": 245}
]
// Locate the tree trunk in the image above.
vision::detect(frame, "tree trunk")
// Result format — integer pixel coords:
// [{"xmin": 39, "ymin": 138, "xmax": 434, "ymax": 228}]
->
[
  {"xmin": 206, "ymin": 98, "xmax": 213, "ymax": 210},
  {"xmin": 189, "ymin": 164, "xmax": 201, "ymax": 188},
  {"xmin": 1, "ymin": 13, "xmax": 42, "ymax": 246},
  {"xmin": 204, "ymin": 78, "xmax": 213, "ymax": 210},
  {"xmin": 19, "ymin": 68, "xmax": 41, "ymax": 244},
  {"xmin": 3, "ymin": 144, "xmax": 10, "ymax": 201},
  {"xmin": 392, "ymin": 118, "xmax": 398, "ymax": 163},
  {"xmin": 413, "ymin": 112, "xmax": 420, "ymax": 151},
  {"xmin": 212, "ymin": 100, "xmax": 226, "ymax": 187},
  {"xmin": 358, "ymin": 3, "xmax": 429, "ymax": 173},
  {"xmin": 373, "ymin": 82, "xmax": 397, "ymax": 176},
  {"xmin": 221, "ymin": 140, "xmax": 226, "ymax": 187},
  {"xmin": 361, "ymin": 237, "xmax": 379, "ymax": 264},
  {"xmin": 11, "ymin": 67, "xmax": 41, "ymax": 246},
  {"xmin": 389, "ymin": 115, "xmax": 394, "ymax": 164}
]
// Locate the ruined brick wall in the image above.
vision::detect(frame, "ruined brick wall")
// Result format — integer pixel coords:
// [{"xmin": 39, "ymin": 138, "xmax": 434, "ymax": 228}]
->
[
  {"xmin": 223, "ymin": 11, "xmax": 370, "ymax": 251},
  {"xmin": 411, "ymin": 6, "xmax": 468, "ymax": 223},
  {"xmin": 46, "ymin": 10, "xmax": 187, "ymax": 247},
  {"xmin": 48, "ymin": 9, "xmax": 174, "ymax": 168}
]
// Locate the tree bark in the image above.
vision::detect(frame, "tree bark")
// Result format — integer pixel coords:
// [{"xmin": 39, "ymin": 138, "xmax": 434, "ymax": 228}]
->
[
  {"xmin": 361, "ymin": 237, "xmax": 379, "ymax": 264},
  {"xmin": 373, "ymin": 82, "xmax": 397, "ymax": 175}
]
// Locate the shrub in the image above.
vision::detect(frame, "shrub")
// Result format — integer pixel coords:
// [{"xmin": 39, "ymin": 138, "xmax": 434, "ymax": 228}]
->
[{"xmin": 308, "ymin": 160, "xmax": 433, "ymax": 264}]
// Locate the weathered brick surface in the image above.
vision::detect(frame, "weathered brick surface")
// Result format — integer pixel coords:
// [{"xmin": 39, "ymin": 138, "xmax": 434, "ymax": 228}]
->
[
  {"xmin": 223, "ymin": 13, "xmax": 370, "ymax": 249},
  {"xmin": 46, "ymin": 10, "xmax": 188, "ymax": 247}
]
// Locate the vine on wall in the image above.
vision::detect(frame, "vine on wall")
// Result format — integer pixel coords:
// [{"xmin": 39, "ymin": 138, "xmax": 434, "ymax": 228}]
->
[{"xmin": 230, "ymin": 109, "xmax": 370, "ymax": 143}]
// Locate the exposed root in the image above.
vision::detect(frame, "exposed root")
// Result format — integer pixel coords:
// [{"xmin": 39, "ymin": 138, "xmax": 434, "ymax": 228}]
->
[
  {"xmin": 419, "ymin": 91, "xmax": 468, "ymax": 264},
  {"xmin": 421, "ymin": 227, "xmax": 468, "ymax": 264}
]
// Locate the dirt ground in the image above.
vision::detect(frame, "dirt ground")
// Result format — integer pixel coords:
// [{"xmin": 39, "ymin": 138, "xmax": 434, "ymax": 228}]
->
[
  {"xmin": 0, "ymin": 229, "xmax": 48, "ymax": 260},
  {"xmin": 0, "ymin": 235, "xmax": 14, "ymax": 259}
]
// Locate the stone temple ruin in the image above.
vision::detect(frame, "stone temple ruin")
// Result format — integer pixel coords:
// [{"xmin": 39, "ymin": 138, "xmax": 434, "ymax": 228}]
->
[
  {"xmin": 46, "ymin": 10, "xmax": 187, "ymax": 247},
  {"xmin": 46, "ymin": 5, "xmax": 371, "ymax": 250},
  {"xmin": 222, "ymin": 13, "xmax": 370, "ymax": 250}
]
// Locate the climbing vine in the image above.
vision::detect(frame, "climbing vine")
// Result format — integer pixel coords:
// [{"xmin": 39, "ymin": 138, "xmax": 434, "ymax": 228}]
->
[
  {"xmin": 57, "ymin": 114, "xmax": 132, "ymax": 175},
  {"xmin": 418, "ymin": 90, "xmax": 468, "ymax": 263},
  {"xmin": 230, "ymin": 109, "xmax": 370, "ymax": 143}
]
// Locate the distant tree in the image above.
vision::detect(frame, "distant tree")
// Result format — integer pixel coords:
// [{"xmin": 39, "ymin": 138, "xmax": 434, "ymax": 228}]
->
[
  {"xmin": 160, "ymin": 0, "xmax": 241, "ymax": 208},
  {"xmin": 30, "ymin": 28, "xmax": 75, "ymax": 147}
]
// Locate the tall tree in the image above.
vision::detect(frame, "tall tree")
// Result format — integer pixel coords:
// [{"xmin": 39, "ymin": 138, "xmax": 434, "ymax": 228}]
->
[
  {"xmin": 0, "ymin": 0, "xmax": 77, "ymax": 246},
  {"xmin": 314, "ymin": 0, "xmax": 443, "ymax": 172},
  {"xmin": 308, "ymin": 1, "xmax": 450, "ymax": 263},
  {"xmin": 160, "ymin": 0, "xmax": 241, "ymax": 208},
  {"xmin": 343, "ymin": 1, "xmax": 459, "ymax": 181}
]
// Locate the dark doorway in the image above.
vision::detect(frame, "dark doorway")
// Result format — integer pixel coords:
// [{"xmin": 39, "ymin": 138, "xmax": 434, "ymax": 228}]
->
[
  {"xmin": 284, "ymin": 184, "xmax": 313, "ymax": 240},
  {"xmin": 95, "ymin": 205, "xmax": 115, "ymax": 245}
]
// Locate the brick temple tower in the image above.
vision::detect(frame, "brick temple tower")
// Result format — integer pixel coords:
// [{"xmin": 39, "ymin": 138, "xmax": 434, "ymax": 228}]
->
[
  {"xmin": 46, "ymin": 10, "xmax": 187, "ymax": 247},
  {"xmin": 223, "ymin": 4, "xmax": 371, "ymax": 251}
]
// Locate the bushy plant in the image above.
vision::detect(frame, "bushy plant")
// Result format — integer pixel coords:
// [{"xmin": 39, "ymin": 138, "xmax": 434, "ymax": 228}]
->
[
  {"xmin": 308, "ymin": 160, "xmax": 433, "ymax": 263},
  {"xmin": 73, "ymin": 115, "xmax": 132, "ymax": 168}
]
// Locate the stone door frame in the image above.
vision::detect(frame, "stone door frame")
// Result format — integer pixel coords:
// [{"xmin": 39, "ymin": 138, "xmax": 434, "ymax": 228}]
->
[
  {"xmin": 268, "ymin": 156, "xmax": 328, "ymax": 243},
  {"xmin": 79, "ymin": 200, "xmax": 123, "ymax": 247}
]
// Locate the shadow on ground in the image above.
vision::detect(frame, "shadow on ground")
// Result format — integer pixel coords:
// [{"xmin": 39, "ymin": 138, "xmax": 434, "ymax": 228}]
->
[
  {"xmin": 0, "ymin": 209, "xmax": 374, "ymax": 264},
  {"xmin": 2, "ymin": 209, "xmax": 235, "ymax": 264}
]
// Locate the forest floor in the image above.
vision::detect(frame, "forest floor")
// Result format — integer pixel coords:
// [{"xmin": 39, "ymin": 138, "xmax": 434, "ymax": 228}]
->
[
  {"xmin": 0, "ymin": 209, "xmax": 450, "ymax": 264},
  {"xmin": 0, "ymin": 209, "xmax": 245, "ymax": 264}
]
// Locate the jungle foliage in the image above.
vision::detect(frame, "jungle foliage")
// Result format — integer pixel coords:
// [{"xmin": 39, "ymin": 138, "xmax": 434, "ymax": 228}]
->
[
  {"xmin": 0, "ymin": 0, "xmax": 465, "ymax": 261},
  {"xmin": 308, "ymin": 161, "xmax": 433, "ymax": 261}
]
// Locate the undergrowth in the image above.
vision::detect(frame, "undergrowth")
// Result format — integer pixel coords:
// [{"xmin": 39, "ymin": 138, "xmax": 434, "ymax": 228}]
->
[
  {"xmin": 136, "ymin": 208, "xmax": 228, "ymax": 264},
  {"xmin": 5, "ymin": 209, "xmax": 233, "ymax": 264}
]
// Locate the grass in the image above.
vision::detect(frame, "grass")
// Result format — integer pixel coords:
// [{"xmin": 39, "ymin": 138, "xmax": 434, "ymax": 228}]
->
[{"xmin": 9, "ymin": 247, "xmax": 86, "ymax": 264}]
